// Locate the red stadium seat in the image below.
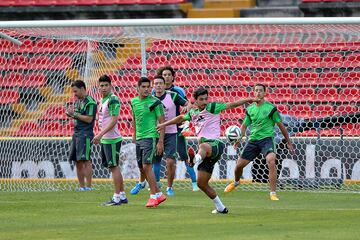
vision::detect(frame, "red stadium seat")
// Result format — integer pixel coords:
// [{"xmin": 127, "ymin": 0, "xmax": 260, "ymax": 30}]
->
[
  {"xmin": 63, "ymin": 121, "xmax": 74, "ymax": 136},
  {"xmin": 42, "ymin": 105, "xmax": 67, "ymax": 120},
  {"xmin": 233, "ymin": 54, "xmax": 255, "ymax": 68},
  {"xmin": 2, "ymin": 72, "xmax": 24, "ymax": 87},
  {"xmin": 335, "ymin": 104, "xmax": 358, "ymax": 115},
  {"xmin": 174, "ymin": 72, "xmax": 187, "ymax": 86},
  {"xmin": 318, "ymin": 71, "xmax": 341, "ymax": 86},
  {"xmin": 115, "ymin": 87, "xmax": 137, "ymax": 103},
  {"xmin": 14, "ymin": 121, "xmax": 39, "ymax": 136},
  {"xmin": 268, "ymin": 88, "xmax": 293, "ymax": 102},
  {"xmin": 34, "ymin": 0, "xmax": 57, "ymax": 6},
  {"xmin": 298, "ymin": 53, "xmax": 321, "ymax": 68},
  {"xmin": 320, "ymin": 53, "xmax": 343, "ymax": 68},
  {"xmin": 55, "ymin": 40, "xmax": 87, "ymax": 53},
  {"xmin": 187, "ymin": 72, "xmax": 209, "ymax": 87},
  {"xmin": 34, "ymin": 39, "xmax": 55, "ymax": 53},
  {"xmin": 119, "ymin": 105, "xmax": 132, "ymax": 120},
  {"xmin": 276, "ymin": 53, "xmax": 299, "ymax": 68},
  {"xmin": 289, "ymin": 104, "xmax": 312, "ymax": 118},
  {"xmin": 48, "ymin": 56, "xmax": 72, "ymax": 70},
  {"xmin": 111, "ymin": 72, "xmax": 140, "ymax": 87},
  {"xmin": 296, "ymin": 71, "xmax": 319, "ymax": 86},
  {"xmin": 12, "ymin": 0, "xmax": 35, "ymax": 6},
  {"xmin": 293, "ymin": 87, "xmax": 316, "ymax": 102},
  {"xmin": 316, "ymin": 87, "xmax": 339, "ymax": 102},
  {"xmin": 276, "ymin": 104, "xmax": 290, "ymax": 114},
  {"xmin": 0, "ymin": 90, "xmax": 20, "ymax": 104},
  {"xmin": 208, "ymin": 87, "xmax": 226, "ymax": 102},
  {"xmin": 312, "ymin": 105, "xmax": 335, "ymax": 118},
  {"xmin": 123, "ymin": 56, "xmax": 142, "ymax": 70},
  {"xmin": 254, "ymin": 54, "xmax": 277, "ymax": 68},
  {"xmin": 274, "ymin": 71, "xmax": 296, "ymax": 86},
  {"xmin": 146, "ymin": 55, "xmax": 168, "ymax": 70},
  {"xmin": 189, "ymin": 54, "xmax": 211, "ymax": 69},
  {"xmin": 7, "ymin": 55, "xmax": 29, "ymax": 70},
  {"xmin": 341, "ymin": 72, "xmax": 360, "ymax": 86},
  {"xmin": 0, "ymin": 0, "xmax": 15, "ymax": 6},
  {"xmin": 208, "ymin": 71, "xmax": 230, "ymax": 86},
  {"xmin": 0, "ymin": 56, "xmax": 7, "ymax": 70},
  {"xmin": 231, "ymin": 71, "xmax": 252, "ymax": 86},
  {"xmin": 39, "ymin": 121, "xmax": 64, "ymax": 136},
  {"xmin": 168, "ymin": 54, "xmax": 190, "ymax": 69},
  {"xmin": 338, "ymin": 88, "xmax": 360, "ymax": 102},
  {"xmin": 342, "ymin": 53, "xmax": 360, "ymax": 68},
  {"xmin": 222, "ymin": 107, "xmax": 245, "ymax": 120},
  {"xmin": 28, "ymin": 55, "xmax": 51, "ymax": 70},
  {"xmin": 253, "ymin": 72, "xmax": 274, "ymax": 85},
  {"xmin": 212, "ymin": 54, "xmax": 233, "ymax": 69},
  {"xmin": 225, "ymin": 87, "xmax": 249, "ymax": 101},
  {"xmin": 24, "ymin": 73, "xmax": 47, "ymax": 87}
]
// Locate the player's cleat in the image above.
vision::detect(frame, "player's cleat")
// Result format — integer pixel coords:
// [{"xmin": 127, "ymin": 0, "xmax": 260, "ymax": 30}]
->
[
  {"xmin": 224, "ymin": 182, "xmax": 237, "ymax": 193},
  {"xmin": 211, "ymin": 208, "xmax": 229, "ymax": 214},
  {"xmin": 101, "ymin": 199, "xmax": 122, "ymax": 206},
  {"xmin": 130, "ymin": 182, "xmax": 145, "ymax": 195},
  {"xmin": 146, "ymin": 198, "xmax": 158, "ymax": 208},
  {"xmin": 192, "ymin": 182, "xmax": 199, "ymax": 192},
  {"xmin": 270, "ymin": 194, "xmax": 279, "ymax": 201},
  {"xmin": 76, "ymin": 187, "xmax": 87, "ymax": 192},
  {"xmin": 156, "ymin": 194, "xmax": 167, "ymax": 206},
  {"xmin": 188, "ymin": 147, "xmax": 195, "ymax": 167},
  {"xmin": 120, "ymin": 198, "xmax": 128, "ymax": 204},
  {"xmin": 84, "ymin": 187, "xmax": 92, "ymax": 191},
  {"xmin": 166, "ymin": 187, "xmax": 174, "ymax": 196}
]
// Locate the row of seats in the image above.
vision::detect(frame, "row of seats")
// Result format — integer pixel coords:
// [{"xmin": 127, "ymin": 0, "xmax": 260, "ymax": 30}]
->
[
  {"xmin": 302, "ymin": 0, "xmax": 358, "ymax": 2},
  {"xmin": 0, "ymin": 55, "xmax": 73, "ymax": 71},
  {"xmin": 123, "ymin": 53, "xmax": 360, "ymax": 70},
  {"xmin": 0, "ymin": 0, "xmax": 185, "ymax": 7},
  {"xmin": 0, "ymin": 39, "xmax": 89, "ymax": 54}
]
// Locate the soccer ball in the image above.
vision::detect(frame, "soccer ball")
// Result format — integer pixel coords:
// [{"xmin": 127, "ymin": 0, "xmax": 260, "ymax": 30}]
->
[{"xmin": 225, "ymin": 125, "xmax": 241, "ymax": 142}]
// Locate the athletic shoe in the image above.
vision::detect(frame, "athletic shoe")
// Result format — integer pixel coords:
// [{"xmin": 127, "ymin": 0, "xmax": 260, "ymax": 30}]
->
[
  {"xmin": 102, "ymin": 199, "xmax": 121, "ymax": 206},
  {"xmin": 211, "ymin": 208, "xmax": 229, "ymax": 214},
  {"xmin": 270, "ymin": 194, "xmax": 279, "ymax": 201},
  {"xmin": 76, "ymin": 187, "xmax": 86, "ymax": 192},
  {"xmin": 130, "ymin": 183, "xmax": 145, "ymax": 195},
  {"xmin": 84, "ymin": 187, "xmax": 92, "ymax": 191},
  {"xmin": 120, "ymin": 198, "xmax": 128, "ymax": 204},
  {"xmin": 188, "ymin": 147, "xmax": 195, "ymax": 167},
  {"xmin": 166, "ymin": 187, "xmax": 174, "ymax": 196},
  {"xmin": 192, "ymin": 182, "xmax": 199, "ymax": 192},
  {"xmin": 146, "ymin": 198, "xmax": 158, "ymax": 208},
  {"xmin": 224, "ymin": 182, "xmax": 237, "ymax": 193},
  {"xmin": 156, "ymin": 194, "xmax": 167, "ymax": 205}
]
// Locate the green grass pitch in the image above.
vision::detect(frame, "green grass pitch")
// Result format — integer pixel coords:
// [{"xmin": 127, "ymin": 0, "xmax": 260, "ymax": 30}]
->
[{"xmin": 0, "ymin": 189, "xmax": 359, "ymax": 240}]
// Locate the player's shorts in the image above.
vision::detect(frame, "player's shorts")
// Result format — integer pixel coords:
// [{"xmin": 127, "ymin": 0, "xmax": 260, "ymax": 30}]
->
[
  {"xmin": 198, "ymin": 139, "xmax": 225, "ymax": 174},
  {"xmin": 136, "ymin": 138, "xmax": 161, "ymax": 168},
  {"xmin": 177, "ymin": 133, "xmax": 188, "ymax": 161},
  {"xmin": 101, "ymin": 141, "xmax": 121, "ymax": 168},
  {"xmin": 155, "ymin": 133, "xmax": 177, "ymax": 163},
  {"xmin": 241, "ymin": 137, "xmax": 276, "ymax": 162},
  {"xmin": 69, "ymin": 134, "xmax": 93, "ymax": 161}
]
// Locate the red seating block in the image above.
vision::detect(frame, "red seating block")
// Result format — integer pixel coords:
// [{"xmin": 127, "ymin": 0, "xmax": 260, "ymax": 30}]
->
[
  {"xmin": 253, "ymin": 72, "xmax": 274, "ymax": 85},
  {"xmin": 187, "ymin": 72, "xmax": 209, "ymax": 87},
  {"xmin": 212, "ymin": 54, "xmax": 233, "ymax": 69},
  {"xmin": 318, "ymin": 71, "xmax": 341, "ymax": 86},
  {"xmin": 269, "ymin": 88, "xmax": 293, "ymax": 102},
  {"xmin": 115, "ymin": 87, "xmax": 137, "ymax": 102},
  {"xmin": 276, "ymin": 104, "xmax": 290, "ymax": 114},
  {"xmin": 275, "ymin": 71, "xmax": 296, "ymax": 86},
  {"xmin": 42, "ymin": 105, "xmax": 67, "ymax": 120},
  {"xmin": 335, "ymin": 104, "xmax": 358, "ymax": 115},
  {"xmin": 276, "ymin": 53, "xmax": 299, "ymax": 68},
  {"xmin": 289, "ymin": 104, "xmax": 312, "ymax": 118},
  {"xmin": 7, "ymin": 55, "xmax": 29, "ymax": 70},
  {"xmin": 29, "ymin": 55, "xmax": 51, "ymax": 70},
  {"xmin": 233, "ymin": 54, "xmax": 255, "ymax": 68},
  {"xmin": 48, "ymin": 56, "xmax": 72, "ymax": 70},
  {"xmin": 24, "ymin": 73, "xmax": 47, "ymax": 87},
  {"xmin": 254, "ymin": 54, "xmax": 277, "ymax": 68},
  {"xmin": 208, "ymin": 71, "xmax": 230, "ymax": 86},
  {"xmin": 320, "ymin": 53, "xmax": 343, "ymax": 68},
  {"xmin": 225, "ymin": 88, "xmax": 249, "ymax": 101},
  {"xmin": 338, "ymin": 88, "xmax": 360, "ymax": 102},
  {"xmin": 34, "ymin": 39, "xmax": 55, "ymax": 53},
  {"xmin": 312, "ymin": 105, "xmax": 334, "ymax": 118},
  {"xmin": 40, "ymin": 121, "xmax": 64, "ymax": 136},
  {"xmin": 342, "ymin": 53, "xmax": 360, "ymax": 68},
  {"xmin": 2, "ymin": 72, "xmax": 24, "ymax": 87},
  {"xmin": 169, "ymin": 54, "xmax": 190, "ymax": 69},
  {"xmin": 298, "ymin": 53, "xmax": 321, "ymax": 68},
  {"xmin": 296, "ymin": 71, "xmax": 319, "ymax": 86},
  {"xmin": 341, "ymin": 72, "xmax": 360, "ymax": 86},
  {"xmin": 0, "ymin": 90, "xmax": 20, "ymax": 104},
  {"xmin": 123, "ymin": 56, "xmax": 141, "ymax": 70},
  {"xmin": 316, "ymin": 87, "xmax": 339, "ymax": 102},
  {"xmin": 293, "ymin": 87, "xmax": 316, "ymax": 102},
  {"xmin": 15, "ymin": 121, "xmax": 39, "ymax": 137},
  {"xmin": 146, "ymin": 55, "xmax": 168, "ymax": 70},
  {"xmin": 231, "ymin": 71, "xmax": 252, "ymax": 86},
  {"xmin": 189, "ymin": 54, "xmax": 211, "ymax": 69}
]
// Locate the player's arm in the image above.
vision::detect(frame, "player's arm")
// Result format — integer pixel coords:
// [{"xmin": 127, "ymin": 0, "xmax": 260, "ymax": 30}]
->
[
  {"xmin": 157, "ymin": 115, "xmax": 186, "ymax": 132},
  {"xmin": 67, "ymin": 103, "xmax": 95, "ymax": 123},
  {"xmin": 277, "ymin": 122, "xmax": 294, "ymax": 154},
  {"xmin": 225, "ymin": 98, "xmax": 258, "ymax": 110},
  {"xmin": 154, "ymin": 102, "xmax": 165, "ymax": 155},
  {"xmin": 130, "ymin": 102, "xmax": 136, "ymax": 143}
]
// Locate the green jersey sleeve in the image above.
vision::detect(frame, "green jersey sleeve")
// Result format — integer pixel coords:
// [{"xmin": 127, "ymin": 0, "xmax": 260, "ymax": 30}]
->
[
  {"xmin": 270, "ymin": 108, "xmax": 282, "ymax": 123},
  {"xmin": 108, "ymin": 97, "xmax": 120, "ymax": 116},
  {"xmin": 206, "ymin": 102, "xmax": 227, "ymax": 114},
  {"xmin": 150, "ymin": 99, "xmax": 164, "ymax": 118},
  {"xmin": 183, "ymin": 109, "xmax": 193, "ymax": 121},
  {"xmin": 84, "ymin": 102, "xmax": 96, "ymax": 116},
  {"xmin": 243, "ymin": 110, "xmax": 251, "ymax": 127},
  {"xmin": 171, "ymin": 92, "xmax": 187, "ymax": 106}
]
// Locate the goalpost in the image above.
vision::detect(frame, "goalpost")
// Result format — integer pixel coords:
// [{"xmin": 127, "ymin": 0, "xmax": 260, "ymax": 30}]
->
[{"xmin": 0, "ymin": 18, "xmax": 359, "ymax": 192}]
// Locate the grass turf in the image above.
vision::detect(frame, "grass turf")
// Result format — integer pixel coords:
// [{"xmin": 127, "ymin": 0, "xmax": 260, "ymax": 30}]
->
[{"xmin": 0, "ymin": 190, "xmax": 359, "ymax": 240}]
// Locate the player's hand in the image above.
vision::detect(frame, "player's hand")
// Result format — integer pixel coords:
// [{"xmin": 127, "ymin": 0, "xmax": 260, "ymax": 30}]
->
[
  {"xmin": 156, "ymin": 141, "xmax": 164, "ymax": 156},
  {"xmin": 233, "ymin": 139, "xmax": 241, "ymax": 149},
  {"xmin": 92, "ymin": 134, "xmax": 102, "ymax": 144},
  {"xmin": 251, "ymin": 98, "xmax": 261, "ymax": 103},
  {"xmin": 132, "ymin": 135, "xmax": 136, "ymax": 144},
  {"xmin": 65, "ymin": 110, "xmax": 74, "ymax": 118},
  {"xmin": 287, "ymin": 141, "xmax": 295, "ymax": 154},
  {"xmin": 156, "ymin": 123, "xmax": 165, "ymax": 132}
]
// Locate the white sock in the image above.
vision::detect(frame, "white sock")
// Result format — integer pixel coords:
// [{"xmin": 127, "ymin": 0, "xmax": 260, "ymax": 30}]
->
[
  {"xmin": 234, "ymin": 181, "xmax": 240, "ymax": 186},
  {"xmin": 156, "ymin": 192, "xmax": 163, "ymax": 198},
  {"xmin": 213, "ymin": 196, "xmax": 225, "ymax": 212},
  {"xmin": 112, "ymin": 193, "xmax": 120, "ymax": 203},
  {"xmin": 119, "ymin": 191, "xmax": 127, "ymax": 200},
  {"xmin": 194, "ymin": 154, "xmax": 202, "ymax": 164},
  {"xmin": 150, "ymin": 194, "xmax": 157, "ymax": 199},
  {"xmin": 270, "ymin": 191, "xmax": 276, "ymax": 196}
]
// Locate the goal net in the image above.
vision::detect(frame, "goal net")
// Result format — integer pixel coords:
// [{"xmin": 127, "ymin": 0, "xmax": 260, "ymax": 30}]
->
[{"xmin": 0, "ymin": 19, "xmax": 359, "ymax": 192}]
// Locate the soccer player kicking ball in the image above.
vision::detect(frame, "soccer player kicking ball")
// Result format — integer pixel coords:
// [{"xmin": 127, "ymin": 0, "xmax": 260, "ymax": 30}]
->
[
  {"xmin": 224, "ymin": 84, "xmax": 294, "ymax": 201},
  {"xmin": 131, "ymin": 77, "xmax": 167, "ymax": 208},
  {"xmin": 157, "ymin": 87, "xmax": 256, "ymax": 214},
  {"xmin": 92, "ymin": 75, "xmax": 128, "ymax": 206}
]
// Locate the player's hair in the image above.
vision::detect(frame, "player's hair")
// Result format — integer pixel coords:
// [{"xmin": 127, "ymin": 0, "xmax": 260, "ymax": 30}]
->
[
  {"xmin": 98, "ymin": 74, "xmax": 111, "ymax": 84},
  {"xmin": 138, "ymin": 76, "xmax": 151, "ymax": 87},
  {"xmin": 193, "ymin": 87, "xmax": 208, "ymax": 100},
  {"xmin": 254, "ymin": 83, "xmax": 266, "ymax": 92},
  {"xmin": 71, "ymin": 80, "xmax": 86, "ymax": 90},
  {"xmin": 153, "ymin": 75, "xmax": 165, "ymax": 83},
  {"xmin": 157, "ymin": 65, "xmax": 176, "ymax": 77}
]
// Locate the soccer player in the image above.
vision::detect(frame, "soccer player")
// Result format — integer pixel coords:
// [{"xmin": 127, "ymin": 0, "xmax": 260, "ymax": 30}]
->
[
  {"xmin": 157, "ymin": 87, "xmax": 256, "ymax": 214},
  {"xmin": 92, "ymin": 75, "xmax": 128, "ymax": 206},
  {"xmin": 66, "ymin": 80, "xmax": 97, "ymax": 191},
  {"xmin": 224, "ymin": 84, "xmax": 294, "ymax": 201},
  {"xmin": 157, "ymin": 65, "xmax": 198, "ymax": 192},
  {"xmin": 152, "ymin": 75, "xmax": 190, "ymax": 196},
  {"xmin": 131, "ymin": 77, "xmax": 167, "ymax": 208}
]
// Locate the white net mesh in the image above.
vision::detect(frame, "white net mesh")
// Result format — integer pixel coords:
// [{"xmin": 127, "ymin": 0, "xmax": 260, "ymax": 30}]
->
[{"xmin": 0, "ymin": 21, "xmax": 359, "ymax": 192}]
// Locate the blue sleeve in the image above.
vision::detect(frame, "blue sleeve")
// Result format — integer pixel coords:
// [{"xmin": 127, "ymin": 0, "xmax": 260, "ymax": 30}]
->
[{"xmin": 173, "ymin": 86, "xmax": 187, "ymax": 100}]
